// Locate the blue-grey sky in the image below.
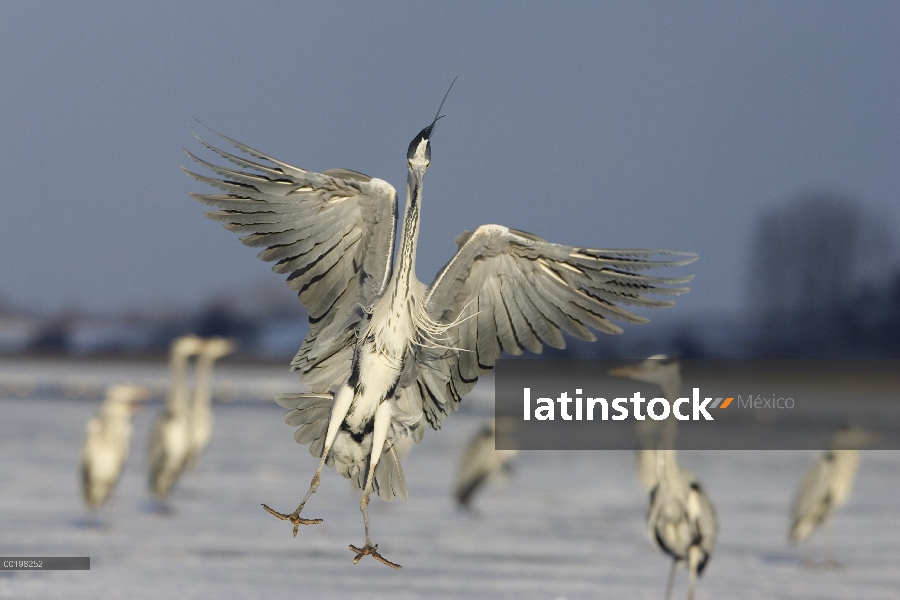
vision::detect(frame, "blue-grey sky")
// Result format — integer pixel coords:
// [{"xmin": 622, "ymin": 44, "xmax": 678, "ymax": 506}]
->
[{"xmin": 2, "ymin": 2, "xmax": 898, "ymax": 318}]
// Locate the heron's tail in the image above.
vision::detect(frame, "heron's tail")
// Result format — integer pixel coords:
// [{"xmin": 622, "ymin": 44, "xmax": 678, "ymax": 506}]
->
[{"xmin": 275, "ymin": 392, "xmax": 409, "ymax": 502}]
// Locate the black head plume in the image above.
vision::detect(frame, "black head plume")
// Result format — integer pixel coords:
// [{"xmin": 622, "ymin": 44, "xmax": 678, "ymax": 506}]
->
[{"xmin": 408, "ymin": 77, "xmax": 457, "ymax": 161}]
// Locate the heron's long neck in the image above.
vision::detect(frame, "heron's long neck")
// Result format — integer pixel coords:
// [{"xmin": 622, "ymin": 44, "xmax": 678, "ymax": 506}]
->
[
  {"xmin": 660, "ymin": 374, "xmax": 682, "ymax": 403},
  {"xmin": 390, "ymin": 171, "xmax": 423, "ymax": 308},
  {"xmin": 658, "ymin": 449, "xmax": 686, "ymax": 497},
  {"xmin": 191, "ymin": 355, "xmax": 215, "ymax": 416},
  {"xmin": 167, "ymin": 352, "xmax": 191, "ymax": 414}
]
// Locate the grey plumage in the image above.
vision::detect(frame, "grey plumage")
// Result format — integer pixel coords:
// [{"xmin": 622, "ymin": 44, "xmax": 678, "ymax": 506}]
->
[
  {"xmin": 80, "ymin": 384, "xmax": 149, "ymax": 510},
  {"xmin": 611, "ymin": 356, "xmax": 717, "ymax": 600},
  {"xmin": 184, "ymin": 106, "xmax": 696, "ymax": 567},
  {"xmin": 185, "ymin": 337, "xmax": 235, "ymax": 469},
  {"xmin": 453, "ymin": 418, "xmax": 518, "ymax": 510},
  {"xmin": 609, "ymin": 354, "xmax": 683, "ymax": 492},
  {"xmin": 184, "ymin": 132, "xmax": 695, "ymax": 495},
  {"xmin": 648, "ymin": 449, "xmax": 718, "ymax": 600},
  {"xmin": 789, "ymin": 425, "xmax": 880, "ymax": 565},
  {"xmin": 148, "ymin": 335, "xmax": 204, "ymax": 502}
]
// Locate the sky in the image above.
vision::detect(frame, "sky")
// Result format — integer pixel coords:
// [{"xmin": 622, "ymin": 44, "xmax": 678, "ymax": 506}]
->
[{"xmin": 1, "ymin": 2, "xmax": 898, "ymax": 318}]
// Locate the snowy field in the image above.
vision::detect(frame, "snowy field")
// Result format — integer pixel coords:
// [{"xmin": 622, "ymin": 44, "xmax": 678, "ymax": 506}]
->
[{"xmin": 1, "ymin": 359, "xmax": 899, "ymax": 600}]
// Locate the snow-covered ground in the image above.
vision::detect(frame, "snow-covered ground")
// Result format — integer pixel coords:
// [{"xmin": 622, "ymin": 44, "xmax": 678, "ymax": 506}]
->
[{"xmin": 1, "ymin": 359, "xmax": 898, "ymax": 599}]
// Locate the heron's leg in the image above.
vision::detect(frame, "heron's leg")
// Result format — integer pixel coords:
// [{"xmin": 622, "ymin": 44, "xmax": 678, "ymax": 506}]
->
[
  {"xmin": 824, "ymin": 516, "xmax": 841, "ymax": 569},
  {"xmin": 262, "ymin": 387, "xmax": 354, "ymax": 535},
  {"xmin": 687, "ymin": 546, "xmax": 701, "ymax": 600},
  {"xmin": 664, "ymin": 559, "xmax": 677, "ymax": 600},
  {"xmin": 349, "ymin": 401, "xmax": 401, "ymax": 569}
]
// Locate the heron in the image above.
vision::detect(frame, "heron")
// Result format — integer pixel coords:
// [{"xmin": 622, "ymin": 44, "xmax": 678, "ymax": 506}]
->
[
  {"xmin": 148, "ymin": 335, "xmax": 204, "ymax": 502},
  {"xmin": 789, "ymin": 424, "xmax": 880, "ymax": 567},
  {"xmin": 611, "ymin": 356, "xmax": 717, "ymax": 600},
  {"xmin": 185, "ymin": 337, "xmax": 236, "ymax": 469},
  {"xmin": 647, "ymin": 447, "xmax": 718, "ymax": 600},
  {"xmin": 183, "ymin": 83, "xmax": 697, "ymax": 568},
  {"xmin": 609, "ymin": 355, "xmax": 683, "ymax": 492},
  {"xmin": 80, "ymin": 384, "xmax": 150, "ymax": 510},
  {"xmin": 453, "ymin": 418, "xmax": 519, "ymax": 511}
]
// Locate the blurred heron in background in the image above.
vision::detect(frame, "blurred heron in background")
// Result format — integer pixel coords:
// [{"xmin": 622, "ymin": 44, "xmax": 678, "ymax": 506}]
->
[
  {"xmin": 453, "ymin": 418, "xmax": 519, "ymax": 511},
  {"xmin": 185, "ymin": 337, "xmax": 236, "ymax": 469},
  {"xmin": 789, "ymin": 424, "xmax": 880, "ymax": 567},
  {"xmin": 609, "ymin": 355, "xmax": 683, "ymax": 492},
  {"xmin": 80, "ymin": 384, "xmax": 151, "ymax": 511},
  {"xmin": 184, "ymin": 82, "xmax": 697, "ymax": 567},
  {"xmin": 148, "ymin": 335, "xmax": 203, "ymax": 502}
]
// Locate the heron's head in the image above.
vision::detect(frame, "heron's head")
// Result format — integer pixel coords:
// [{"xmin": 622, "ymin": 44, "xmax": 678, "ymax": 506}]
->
[
  {"xmin": 103, "ymin": 384, "xmax": 153, "ymax": 415},
  {"xmin": 171, "ymin": 334, "xmax": 204, "ymax": 358},
  {"xmin": 407, "ymin": 77, "xmax": 456, "ymax": 176},
  {"xmin": 202, "ymin": 337, "xmax": 236, "ymax": 361},
  {"xmin": 609, "ymin": 355, "xmax": 682, "ymax": 392},
  {"xmin": 407, "ymin": 124, "xmax": 433, "ymax": 173},
  {"xmin": 830, "ymin": 424, "xmax": 882, "ymax": 449}
]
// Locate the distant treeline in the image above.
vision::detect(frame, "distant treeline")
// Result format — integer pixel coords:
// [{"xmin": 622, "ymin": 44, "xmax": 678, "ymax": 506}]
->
[{"xmin": 2, "ymin": 194, "xmax": 898, "ymax": 360}]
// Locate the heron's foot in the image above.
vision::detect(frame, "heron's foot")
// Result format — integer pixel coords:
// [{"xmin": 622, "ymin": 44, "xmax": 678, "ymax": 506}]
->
[
  {"xmin": 349, "ymin": 543, "xmax": 402, "ymax": 569},
  {"xmin": 261, "ymin": 503, "xmax": 323, "ymax": 537}
]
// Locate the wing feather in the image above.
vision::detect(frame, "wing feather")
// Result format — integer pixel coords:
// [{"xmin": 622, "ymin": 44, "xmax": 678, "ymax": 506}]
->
[
  {"xmin": 475, "ymin": 292, "xmax": 502, "ymax": 365},
  {"xmin": 184, "ymin": 128, "xmax": 397, "ymax": 393},
  {"xmin": 411, "ymin": 224, "xmax": 695, "ymax": 429},
  {"xmin": 512, "ymin": 277, "xmax": 561, "ymax": 349},
  {"xmin": 525, "ymin": 275, "xmax": 593, "ymax": 342},
  {"xmin": 503, "ymin": 276, "xmax": 543, "ymax": 354},
  {"xmin": 484, "ymin": 277, "xmax": 522, "ymax": 356}
]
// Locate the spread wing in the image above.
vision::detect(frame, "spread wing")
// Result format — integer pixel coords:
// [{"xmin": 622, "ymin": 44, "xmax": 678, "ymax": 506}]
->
[
  {"xmin": 404, "ymin": 224, "xmax": 696, "ymax": 430},
  {"xmin": 182, "ymin": 129, "xmax": 397, "ymax": 392}
]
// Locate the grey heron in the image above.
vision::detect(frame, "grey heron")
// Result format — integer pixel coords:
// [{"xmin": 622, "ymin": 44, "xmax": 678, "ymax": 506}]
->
[
  {"xmin": 647, "ymin": 447, "xmax": 718, "ymax": 600},
  {"xmin": 609, "ymin": 354, "xmax": 683, "ymax": 492},
  {"xmin": 80, "ymin": 384, "xmax": 150, "ymax": 510},
  {"xmin": 453, "ymin": 418, "xmax": 518, "ymax": 511},
  {"xmin": 611, "ymin": 356, "xmax": 717, "ymax": 600},
  {"xmin": 185, "ymin": 337, "xmax": 236, "ymax": 469},
  {"xmin": 789, "ymin": 424, "xmax": 880, "ymax": 567},
  {"xmin": 183, "ymin": 85, "xmax": 697, "ymax": 568},
  {"xmin": 148, "ymin": 335, "xmax": 204, "ymax": 502}
]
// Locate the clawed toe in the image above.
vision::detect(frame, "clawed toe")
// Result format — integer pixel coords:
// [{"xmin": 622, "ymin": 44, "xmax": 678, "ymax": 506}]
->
[
  {"xmin": 261, "ymin": 503, "xmax": 323, "ymax": 536},
  {"xmin": 349, "ymin": 544, "xmax": 402, "ymax": 569}
]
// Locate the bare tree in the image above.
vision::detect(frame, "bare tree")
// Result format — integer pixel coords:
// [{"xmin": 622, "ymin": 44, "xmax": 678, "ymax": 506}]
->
[{"xmin": 748, "ymin": 193, "xmax": 895, "ymax": 354}]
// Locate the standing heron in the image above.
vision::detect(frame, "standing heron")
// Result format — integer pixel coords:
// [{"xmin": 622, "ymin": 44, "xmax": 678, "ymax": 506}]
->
[
  {"xmin": 148, "ymin": 335, "xmax": 203, "ymax": 502},
  {"xmin": 609, "ymin": 355, "xmax": 683, "ymax": 492},
  {"xmin": 789, "ymin": 424, "xmax": 880, "ymax": 567},
  {"xmin": 611, "ymin": 356, "xmax": 717, "ymax": 600},
  {"xmin": 185, "ymin": 337, "xmax": 236, "ymax": 469},
  {"xmin": 453, "ymin": 418, "xmax": 519, "ymax": 511},
  {"xmin": 80, "ymin": 384, "xmax": 150, "ymax": 510},
  {"xmin": 647, "ymin": 447, "xmax": 718, "ymax": 600},
  {"xmin": 183, "ymin": 84, "xmax": 697, "ymax": 567}
]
